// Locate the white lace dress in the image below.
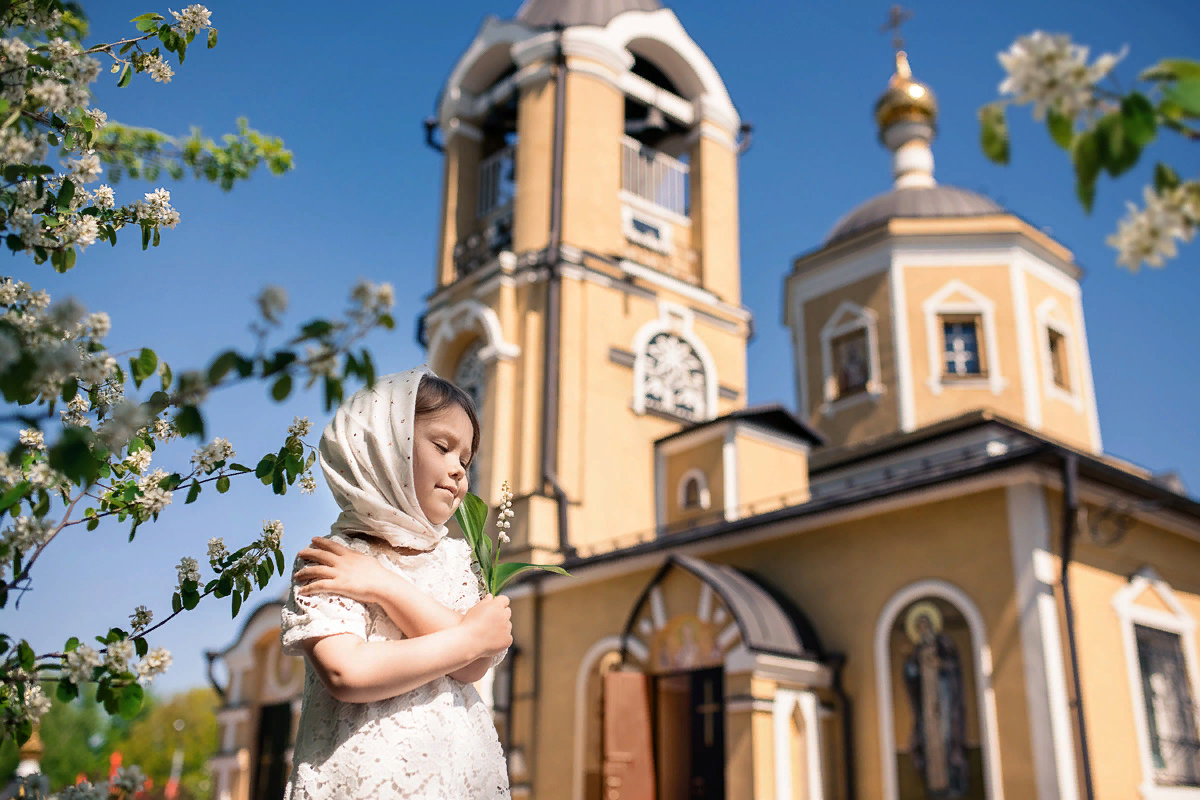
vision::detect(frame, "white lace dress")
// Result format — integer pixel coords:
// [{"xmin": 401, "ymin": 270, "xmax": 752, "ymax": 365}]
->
[{"xmin": 280, "ymin": 533, "xmax": 510, "ymax": 800}]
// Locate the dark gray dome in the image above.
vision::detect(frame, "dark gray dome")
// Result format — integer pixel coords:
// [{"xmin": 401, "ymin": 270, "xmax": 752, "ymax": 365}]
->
[
  {"xmin": 826, "ymin": 185, "xmax": 1004, "ymax": 245},
  {"xmin": 515, "ymin": 0, "xmax": 662, "ymax": 28}
]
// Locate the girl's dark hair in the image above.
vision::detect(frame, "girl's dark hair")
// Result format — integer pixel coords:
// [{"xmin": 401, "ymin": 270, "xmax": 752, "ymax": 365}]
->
[{"xmin": 414, "ymin": 374, "xmax": 481, "ymax": 462}]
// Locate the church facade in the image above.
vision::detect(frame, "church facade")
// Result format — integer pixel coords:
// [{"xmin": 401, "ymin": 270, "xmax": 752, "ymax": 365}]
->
[{"xmin": 206, "ymin": 2, "xmax": 1200, "ymax": 799}]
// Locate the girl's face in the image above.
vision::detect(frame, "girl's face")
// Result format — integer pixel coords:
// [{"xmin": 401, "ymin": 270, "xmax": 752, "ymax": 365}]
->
[{"xmin": 412, "ymin": 404, "xmax": 474, "ymax": 525}]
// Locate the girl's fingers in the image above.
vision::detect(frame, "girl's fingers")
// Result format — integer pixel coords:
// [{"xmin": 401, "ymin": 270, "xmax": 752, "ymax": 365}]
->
[
  {"xmin": 296, "ymin": 548, "xmax": 336, "ymax": 565},
  {"xmin": 295, "ymin": 565, "xmax": 338, "ymax": 583},
  {"xmin": 310, "ymin": 536, "xmax": 349, "ymax": 553}
]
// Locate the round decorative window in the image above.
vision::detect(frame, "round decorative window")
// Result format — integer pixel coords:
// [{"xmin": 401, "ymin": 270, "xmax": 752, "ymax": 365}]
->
[{"xmin": 643, "ymin": 332, "xmax": 707, "ymax": 421}]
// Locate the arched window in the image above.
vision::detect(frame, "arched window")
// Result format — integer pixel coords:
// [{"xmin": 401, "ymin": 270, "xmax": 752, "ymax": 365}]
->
[
  {"xmin": 453, "ymin": 340, "xmax": 487, "ymax": 488},
  {"xmin": 643, "ymin": 331, "xmax": 708, "ymax": 421},
  {"xmin": 677, "ymin": 468, "xmax": 711, "ymax": 512}
]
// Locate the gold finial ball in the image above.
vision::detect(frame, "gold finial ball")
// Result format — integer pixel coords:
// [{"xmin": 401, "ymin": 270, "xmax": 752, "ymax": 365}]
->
[
  {"xmin": 874, "ymin": 50, "xmax": 938, "ymax": 132},
  {"xmin": 18, "ymin": 729, "xmax": 44, "ymax": 761}
]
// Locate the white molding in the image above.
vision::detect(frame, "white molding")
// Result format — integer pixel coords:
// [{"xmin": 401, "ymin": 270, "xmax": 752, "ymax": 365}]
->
[
  {"xmin": 1006, "ymin": 483, "xmax": 1079, "ymax": 800},
  {"xmin": 921, "ymin": 278, "xmax": 1006, "ymax": 396},
  {"xmin": 733, "ymin": 420, "xmax": 812, "ymax": 456},
  {"xmin": 774, "ymin": 689, "xmax": 825, "ymax": 800},
  {"xmin": 619, "ymin": 189, "xmax": 691, "ymax": 228},
  {"xmin": 630, "ymin": 303, "xmax": 719, "ymax": 421},
  {"xmin": 889, "ymin": 260, "xmax": 916, "ymax": 432},
  {"xmin": 676, "ymin": 466, "xmax": 712, "ymax": 511},
  {"xmin": 1072, "ymin": 290, "xmax": 1103, "ymax": 452},
  {"xmin": 1010, "ymin": 263, "xmax": 1044, "ymax": 430},
  {"xmin": 789, "ymin": 289, "xmax": 811, "ymax": 420},
  {"xmin": 438, "ymin": 18, "xmax": 536, "ymax": 128},
  {"xmin": 656, "ymin": 419, "xmax": 729, "ymax": 457},
  {"xmin": 874, "ymin": 579, "xmax": 1005, "ymax": 800},
  {"xmin": 1113, "ymin": 568, "xmax": 1200, "ymax": 799},
  {"xmin": 790, "ymin": 242, "xmax": 892, "ymax": 304},
  {"xmin": 722, "ymin": 425, "xmax": 739, "ymax": 521},
  {"xmin": 818, "ymin": 299, "xmax": 885, "ymax": 417},
  {"xmin": 445, "ymin": 117, "xmax": 483, "ymax": 142},
  {"xmin": 619, "ymin": 70, "xmax": 695, "ymax": 127},
  {"xmin": 621, "ymin": 202, "xmax": 675, "ymax": 254},
  {"xmin": 571, "ymin": 635, "xmax": 625, "ymax": 800},
  {"xmin": 655, "ymin": 444, "xmax": 667, "ymax": 531},
  {"xmin": 425, "ymin": 298, "xmax": 520, "ymax": 368},
  {"xmin": 1035, "ymin": 297, "xmax": 1084, "ymax": 412}
]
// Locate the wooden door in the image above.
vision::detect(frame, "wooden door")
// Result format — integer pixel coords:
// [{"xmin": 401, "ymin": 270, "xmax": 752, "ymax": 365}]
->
[
  {"xmin": 603, "ymin": 670, "xmax": 657, "ymax": 800},
  {"xmin": 251, "ymin": 702, "xmax": 292, "ymax": 800}
]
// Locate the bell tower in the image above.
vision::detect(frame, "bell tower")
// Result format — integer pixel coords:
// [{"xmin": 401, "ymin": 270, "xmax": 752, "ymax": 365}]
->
[{"xmin": 420, "ymin": 0, "xmax": 753, "ymax": 561}]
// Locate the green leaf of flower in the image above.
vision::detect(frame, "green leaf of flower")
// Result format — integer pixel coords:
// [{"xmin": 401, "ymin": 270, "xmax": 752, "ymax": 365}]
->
[
  {"xmin": 978, "ymin": 103, "xmax": 1010, "ymax": 165},
  {"xmin": 117, "ymin": 63, "xmax": 132, "ymax": 88},
  {"xmin": 1163, "ymin": 77, "xmax": 1200, "ymax": 118},
  {"xmin": 118, "ymin": 683, "xmax": 144, "ymax": 720},
  {"xmin": 208, "ymin": 28, "xmax": 218, "ymax": 49},
  {"xmin": 492, "ymin": 562, "xmax": 571, "ymax": 594},
  {"xmin": 271, "ymin": 373, "xmax": 292, "ymax": 402},
  {"xmin": 1120, "ymin": 93, "xmax": 1157, "ymax": 147},
  {"xmin": 1154, "ymin": 162, "xmax": 1181, "ymax": 193},
  {"xmin": 1046, "ymin": 109, "xmax": 1073, "ymax": 149},
  {"xmin": 216, "ymin": 476, "xmax": 230, "ymax": 493}
]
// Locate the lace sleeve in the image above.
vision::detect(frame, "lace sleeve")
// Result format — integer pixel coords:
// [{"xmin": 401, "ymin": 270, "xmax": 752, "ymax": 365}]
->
[{"xmin": 279, "ymin": 535, "xmax": 370, "ymax": 657}]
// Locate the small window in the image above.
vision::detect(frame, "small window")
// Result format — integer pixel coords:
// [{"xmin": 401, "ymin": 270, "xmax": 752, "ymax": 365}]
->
[
  {"xmin": 683, "ymin": 477, "xmax": 701, "ymax": 509},
  {"xmin": 676, "ymin": 469, "xmax": 710, "ymax": 512},
  {"xmin": 940, "ymin": 315, "xmax": 986, "ymax": 378},
  {"xmin": 831, "ymin": 328, "xmax": 870, "ymax": 398},
  {"xmin": 1135, "ymin": 625, "xmax": 1200, "ymax": 786},
  {"xmin": 631, "ymin": 217, "xmax": 662, "ymax": 240},
  {"xmin": 1047, "ymin": 328, "xmax": 1070, "ymax": 390}
]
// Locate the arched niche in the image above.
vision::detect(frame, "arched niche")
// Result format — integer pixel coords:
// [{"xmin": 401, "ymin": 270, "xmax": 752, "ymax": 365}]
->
[{"xmin": 424, "ymin": 298, "xmax": 520, "ymax": 376}]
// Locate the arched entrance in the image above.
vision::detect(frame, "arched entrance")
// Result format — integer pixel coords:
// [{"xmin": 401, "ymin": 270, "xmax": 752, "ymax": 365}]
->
[{"xmin": 594, "ymin": 553, "xmax": 828, "ymax": 800}]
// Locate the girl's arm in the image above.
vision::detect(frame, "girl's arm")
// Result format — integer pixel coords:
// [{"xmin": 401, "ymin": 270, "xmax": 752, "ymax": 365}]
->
[
  {"xmin": 294, "ymin": 537, "xmax": 495, "ymax": 682},
  {"xmin": 305, "ymin": 594, "xmax": 512, "ymax": 704}
]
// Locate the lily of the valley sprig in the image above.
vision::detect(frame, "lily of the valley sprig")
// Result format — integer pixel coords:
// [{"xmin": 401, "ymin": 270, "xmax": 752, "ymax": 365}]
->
[{"xmin": 455, "ymin": 481, "xmax": 569, "ymax": 595}]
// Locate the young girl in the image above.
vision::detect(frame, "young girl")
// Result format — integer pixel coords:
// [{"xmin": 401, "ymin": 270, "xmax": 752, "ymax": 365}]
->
[{"xmin": 280, "ymin": 367, "xmax": 513, "ymax": 799}]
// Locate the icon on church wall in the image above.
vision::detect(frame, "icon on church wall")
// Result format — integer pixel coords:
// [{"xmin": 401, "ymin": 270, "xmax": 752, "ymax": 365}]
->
[
  {"xmin": 651, "ymin": 614, "xmax": 723, "ymax": 672},
  {"xmin": 901, "ymin": 601, "xmax": 970, "ymax": 799},
  {"xmin": 832, "ymin": 329, "xmax": 870, "ymax": 396}
]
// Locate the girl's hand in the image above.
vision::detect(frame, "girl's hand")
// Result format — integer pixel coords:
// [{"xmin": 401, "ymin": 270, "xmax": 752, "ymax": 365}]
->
[
  {"xmin": 461, "ymin": 595, "xmax": 512, "ymax": 658},
  {"xmin": 294, "ymin": 537, "xmax": 393, "ymax": 605}
]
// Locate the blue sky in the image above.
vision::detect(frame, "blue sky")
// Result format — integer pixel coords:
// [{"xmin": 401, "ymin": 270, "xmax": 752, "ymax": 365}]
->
[{"xmin": 9, "ymin": 0, "xmax": 1198, "ymax": 696}]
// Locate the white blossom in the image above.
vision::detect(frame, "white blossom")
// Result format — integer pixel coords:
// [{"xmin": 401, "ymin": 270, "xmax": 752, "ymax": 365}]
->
[
  {"xmin": 350, "ymin": 279, "xmax": 396, "ymax": 316},
  {"xmin": 129, "ymin": 605, "xmax": 153, "ymax": 633},
  {"xmin": 998, "ymin": 31, "xmax": 1126, "ymax": 121},
  {"xmin": 86, "ymin": 108, "xmax": 108, "ymax": 131},
  {"xmin": 26, "ymin": 462, "xmax": 63, "ymax": 491},
  {"xmin": 99, "ymin": 400, "xmax": 148, "ymax": 448},
  {"xmin": 207, "ymin": 536, "xmax": 227, "ymax": 564},
  {"xmin": 28, "ymin": 78, "xmax": 69, "ymax": 112},
  {"xmin": 23, "ymin": 683, "xmax": 51, "ymax": 723},
  {"xmin": 304, "ymin": 344, "xmax": 338, "ymax": 380},
  {"xmin": 256, "ymin": 285, "xmax": 288, "ymax": 324},
  {"xmin": 134, "ymin": 187, "xmax": 180, "ymax": 228},
  {"xmin": 192, "ymin": 437, "xmax": 235, "ymax": 472},
  {"xmin": 1107, "ymin": 185, "xmax": 1196, "ymax": 270},
  {"xmin": 142, "ymin": 53, "xmax": 174, "ymax": 84},
  {"xmin": 137, "ymin": 646, "xmax": 172, "ymax": 682},
  {"xmin": 124, "ymin": 448, "xmax": 152, "ymax": 473},
  {"xmin": 18, "ymin": 428, "xmax": 44, "ymax": 450},
  {"xmin": 6, "ymin": 515, "xmax": 55, "ymax": 554},
  {"xmin": 261, "ymin": 519, "xmax": 283, "ymax": 550},
  {"xmin": 150, "ymin": 417, "xmax": 178, "ymax": 442},
  {"xmin": 63, "ymin": 214, "xmax": 100, "ymax": 248},
  {"xmin": 92, "ymin": 184, "xmax": 115, "ymax": 209},
  {"xmin": 288, "ymin": 416, "xmax": 311, "ymax": 438},
  {"xmin": 61, "ymin": 393, "xmax": 90, "ymax": 427},
  {"xmin": 105, "ymin": 638, "xmax": 134, "ymax": 673},
  {"xmin": 136, "ymin": 468, "xmax": 173, "ymax": 515},
  {"xmin": 69, "ymin": 152, "xmax": 102, "ymax": 183},
  {"xmin": 62, "ymin": 645, "xmax": 102, "ymax": 684},
  {"xmin": 176, "ymin": 555, "xmax": 200, "ymax": 590},
  {"xmin": 298, "ymin": 473, "xmax": 316, "ymax": 494},
  {"xmin": 85, "ymin": 311, "xmax": 111, "ymax": 339},
  {"xmin": 170, "ymin": 5, "xmax": 213, "ymax": 36}
]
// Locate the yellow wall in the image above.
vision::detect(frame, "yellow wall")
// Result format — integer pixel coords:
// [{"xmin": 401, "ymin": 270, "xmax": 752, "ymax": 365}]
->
[
  {"xmin": 665, "ymin": 435, "xmax": 725, "ymax": 527},
  {"xmin": 1023, "ymin": 273, "xmax": 1093, "ymax": 450},
  {"xmin": 734, "ymin": 432, "xmax": 809, "ymax": 513}
]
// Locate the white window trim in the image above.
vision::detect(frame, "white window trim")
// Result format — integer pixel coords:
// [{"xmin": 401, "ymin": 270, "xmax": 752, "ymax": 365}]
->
[
  {"xmin": 425, "ymin": 298, "xmax": 521, "ymax": 370},
  {"xmin": 874, "ymin": 579, "xmax": 1005, "ymax": 800},
  {"xmin": 922, "ymin": 279, "xmax": 1007, "ymax": 396},
  {"xmin": 1034, "ymin": 297, "xmax": 1083, "ymax": 411},
  {"xmin": 1112, "ymin": 567, "xmax": 1200, "ymax": 799},
  {"xmin": 818, "ymin": 300, "xmax": 884, "ymax": 417},
  {"xmin": 631, "ymin": 302, "xmax": 719, "ymax": 421},
  {"xmin": 621, "ymin": 201, "xmax": 676, "ymax": 254},
  {"xmin": 676, "ymin": 467, "xmax": 711, "ymax": 511}
]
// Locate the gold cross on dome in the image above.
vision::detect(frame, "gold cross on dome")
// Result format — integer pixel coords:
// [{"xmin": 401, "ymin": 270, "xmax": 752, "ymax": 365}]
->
[{"xmin": 880, "ymin": 5, "xmax": 913, "ymax": 53}]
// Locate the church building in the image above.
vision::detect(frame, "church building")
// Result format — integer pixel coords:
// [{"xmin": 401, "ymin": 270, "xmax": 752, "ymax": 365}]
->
[{"xmin": 206, "ymin": 2, "xmax": 1200, "ymax": 799}]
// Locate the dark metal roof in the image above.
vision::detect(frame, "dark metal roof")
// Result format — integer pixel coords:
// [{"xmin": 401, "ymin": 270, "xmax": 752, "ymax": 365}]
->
[
  {"xmin": 655, "ymin": 403, "xmax": 826, "ymax": 449},
  {"xmin": 620, "ymin": 553, "xmax": 821, "ymax": 660},
  {"xmin": 825, "ymin": 185, "xmax": 1004, "ymax": 246},
  {"xmin": 514, "ymin": 0, "xmax": 662, "ymax": 27}
]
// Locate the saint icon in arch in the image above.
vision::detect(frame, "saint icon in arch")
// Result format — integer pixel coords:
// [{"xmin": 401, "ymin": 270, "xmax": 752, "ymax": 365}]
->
[{"xmin": 902, "ymin": 601, "xmax": 969, "ymax": 798}]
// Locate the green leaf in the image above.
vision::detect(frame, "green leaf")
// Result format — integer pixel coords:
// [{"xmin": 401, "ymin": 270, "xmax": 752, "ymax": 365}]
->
[
  {"xmin": 454, "ymin": 492, "xmax": 489, "ymax": 545},
  {"xmin": 978, "ymin": 103, "xmax": 1010, "ymax": 165},
  {"xmin": 1071, "ymin": 130, "xmax": 1100, "ymax": 213},
  {"xmin": 1047, "ymin": 109, "xmax": 1073, "ymax": 149},
  {"xmin": 181, "ymin": 588, "xmax": 200, "ymax": 610},
  {"xmin": 134, "ymin": 636, "xmax": 147, "ymax": 657},
  {"xmin": 135, "ymin": 18, "xmax": 158, "ymax": 32},
  {"xmin": 130, "ymin": 12, "xmax": 165, "ymax": 23},
  {"xmin": 0, "ymin": 481, "xmax": 28, "ymax": 514},
  {"xmin": 171, "ymin": 592, "xmax": 182, "ymax": 614},
  {"xmin": 131, "ymin": 348, "xmax": 157, "ymax": 386},
  {"xmin": 255, "ymin": 454, "xmax": 277, "ymax": 479},
  {"xmin": 1164, "ymin": 78, "xmax": 1200, "ymax": 118},
  {"xmin": 56, "ymin": 179, "xmax": 75, "ymax": 212},
  {"xmin": 186, "ymin": 480, "xmax": 201, "ymax": 504},
  {"xmin": 208, "ymin": 27, "xmax": 218, "ymax": 48},
  {"xmin": 492, "ymin": 562, "xmax": 571, "ymax": 594},
  {"xmin": 117, "ymin": 63, "xmax": 132, "ymax": 88},
  {"xmin": 274, "ymin": 549, "xmax": 285, "ymax": 574},
  {"xmin": 1121, "ymin": 93, "xmax": 1157, "ymax": 147},
  {"xmin": 17, "ymin": 641, "xmax": 33, "ymax": 671},
  {"xmin": 1097, "ymin": 113, "xmax": 1140, "ymax": 178},
  {"xmin": 207, "ymin": 350, "xmax": 238, "ymax": 385},
  {"xmin": 231, "ymin": 591, "xmax": 241, "ymax": 618},
  {"xmin": 160, "ymin": 361, "xmax": 172, "ymax": 392},
  {"xmin": 256, "ymin": 562, "xmax": 269, "ymax": 589},
  {"xmin": 1154, "ymin": 162, "xmax": 1181, "ymax": 193},
  {"xmin": 271, "ymin": 373, "xmax": 292, "ymax": 402},
  {"xmin": 57, "ymin": 680, "xmax": 78, "ymax": 702},
  {"xmin": 64, "ymin": 636, "xmax": 79, "ymax": 652},
  {"xmin": 1139, "ymin": 58, "xmax": 1200, "ymax": 82},
  {"xmin": 14, "ymin": 719, "xmax": 31, "ymax": 747},
  {"xmin": 174, "ymin": 406, "xmax": 204, "ymax": 439},
  {"xmin": 217, "ymin": 476, "xmax": 230, "ymax": 493},
  {"xmin": 118, "ymin": 683, "xmax": 144, "ymax": 719}
]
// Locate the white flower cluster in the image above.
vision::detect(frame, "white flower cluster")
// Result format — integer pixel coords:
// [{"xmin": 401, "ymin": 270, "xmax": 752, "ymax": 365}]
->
[
  {"xmin": 111, "ymin": 765, "xmax": 147, "ymax": 794},
  {"xmin": 171, "ymin": 5, "xmax": 214, "ymax": 36},
  {"xmin": 129, "ymin": 604, "xmax": 153, "ymax": 633},
  {"xmin": 176, "ymin": 556, "xmax": 201, "ymax": 590},
  {"xmin": 61, "ymin": 393, "xmax": 90, "ymax": 427},
  {"xmin": 17, "ymin": 428, "xmax": 43, "ymax": 450},
  {"xmin": 133, "ymin": 188, "xmax": 181, "ymax": 228},
  {"xmin": 261, "ymin": 519, "xmax": 284, "ymax": 551},
  {"xmin": 136, "ymin": 468, "xmax": 173, "ymax": 515},
  {"xmin": 304, "ymin": 344, "xmax": 339, "ymax": 381},
  {"xmin": 63, "ymin": 645, "xmax": 102, "ymax": 684},
  {"xmin": 207, "ymin": 536, "xmax": 228, "ymax": 565},
  {"xmin": 105, "ymin": 638, "xmax": 134, "ymax": 672},
  {"xmin": 150, "ymin": 417, "xmax": 178, "ymax": 442},
  {"xmin": 350, "ymin": 279, "xmax": 396, "ymax": 320},
  {"xmin": 4, "ymin": 515, "xmax": 55, "ymax": 558},
  {"xmin": 124, "ymin": 447, "xmax": 152, "ymax": 473},
  {"xmin": 256, "ymin": 285, "xmax": 288, "ymax": 325},
  {"xmin": 1108, "ymin": 184, "xmax": 1199, "ymax": 270},
  {"xmin": 496, "ymin": 480, "xmax": 514, "ymax": 544},
  {"xmin": 23, "ymin": 683, "xmax": 51, "ymax": 723},
  {"xmin": 137, "ymin": 646, "xmax": 172, "ymax": 682},
  {"xmin": 192, "ymin": 437, "xmax": 235, "ymax": 472},
  {"xmin": 288, "ymin": 416, "xmax": 311, "ymax": 438},
  {"xmin": 998, "ymin": 31, "xmax": 1126, "ymax": 121},
  {"xmin": 299, "ymin": 473, "xmax": 317, "ymax": 494}
]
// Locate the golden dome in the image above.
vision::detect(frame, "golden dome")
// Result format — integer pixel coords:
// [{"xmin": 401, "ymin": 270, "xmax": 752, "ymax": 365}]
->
[
  {"xmin": 18, "ymin": 729, "xmax": 43, "ymax": 760},
  {"xmin": 874, "ymin": 51, "xmax": 938, "ymax": 131}
]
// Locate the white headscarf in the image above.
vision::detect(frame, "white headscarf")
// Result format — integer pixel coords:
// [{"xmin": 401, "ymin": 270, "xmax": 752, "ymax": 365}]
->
[{"xmin": 319, "ymin": 367, "xmax": 449, "ymax": 551}]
